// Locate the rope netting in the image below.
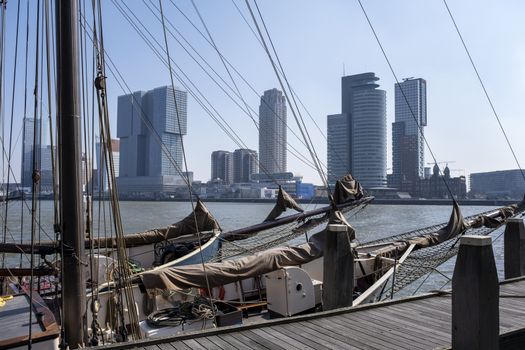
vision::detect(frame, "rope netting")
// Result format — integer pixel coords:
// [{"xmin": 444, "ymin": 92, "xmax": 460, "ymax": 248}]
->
[
  {"xmin": 361, "ymin": 205, "xmax": 525, "ymax": 299},
  {"xmin": 387, "ymin": 224, "xmax": 499, "ymax": 297},
  {"xmin": 209, "ymin": 204, "xmax": 362, "ymax": 262}
]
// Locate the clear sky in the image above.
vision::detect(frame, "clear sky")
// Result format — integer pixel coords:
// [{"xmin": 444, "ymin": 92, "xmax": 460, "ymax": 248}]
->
[{"xmin": 2, "ymin": 0, "xmax": 525, "ymax": 186}]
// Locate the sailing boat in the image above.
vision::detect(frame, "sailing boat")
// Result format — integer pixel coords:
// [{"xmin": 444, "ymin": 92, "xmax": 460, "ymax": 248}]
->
[{"xmin": 0, "ymin": 1, "xmax": 524, "ymax": 349}]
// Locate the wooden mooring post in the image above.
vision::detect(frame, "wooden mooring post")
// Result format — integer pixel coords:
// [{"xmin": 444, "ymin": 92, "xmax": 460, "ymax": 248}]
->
[
  {"xmin": 504, "ymin": 218, "xmax": 525, "ymax": 279},
  {"xmin": 323, "ymin": 224, "xmax": 354, "ymax": 310},
  {"xmin": 452, "ymin": 235, "xmax": 499, "ymax": 350}
]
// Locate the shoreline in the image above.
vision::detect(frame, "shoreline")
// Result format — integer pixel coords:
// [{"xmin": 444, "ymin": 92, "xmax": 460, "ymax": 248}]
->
[{"xmin": 115, "ymin": 197, "xmax": 517, "ymax": 206}]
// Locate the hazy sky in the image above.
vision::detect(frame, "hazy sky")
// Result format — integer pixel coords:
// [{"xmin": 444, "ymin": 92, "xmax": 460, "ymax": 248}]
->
[{"xmin": 3, "ymin": 0, "xmax": 525, "ymax": 185}]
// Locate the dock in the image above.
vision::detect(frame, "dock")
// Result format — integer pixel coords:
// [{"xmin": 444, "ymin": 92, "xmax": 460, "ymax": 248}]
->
[{"xmin": 91, "ymin": 276, "xmax": 525, "ymax": 350}]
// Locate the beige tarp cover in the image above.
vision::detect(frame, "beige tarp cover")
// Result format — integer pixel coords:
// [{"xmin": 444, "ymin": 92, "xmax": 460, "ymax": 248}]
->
[
  {"xmin": 405, "ymin": 200, "xmax": 466, "ymax": 249},
  {"xmin": 89, "ymin": 200, "xmax": 220, "ymax": 248},
  {"xmin": 264, "ymin": 186, "xmax": 304, "ymax": 221},
  {"xmin": 333, "ymin": 174, "xmax": 364, "ymax": 205},
  {"xmin": 141, "ymin": 210, "xmax": 353, "ymax": 292}
]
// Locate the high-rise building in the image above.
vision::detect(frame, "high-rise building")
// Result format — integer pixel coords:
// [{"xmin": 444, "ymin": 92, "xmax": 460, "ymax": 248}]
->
[
  {"xmin": 95, "ymin": 139, "xmax": 120, "ymax": 192},
  {"xmin": 211, "ymin": 150, "xmax": 233, "ymax": 184},
  {"xmin": 327, "ymin": 113, "xmax": 350, "ymax": 183},
  {"xmin": 259, "ymin": 88, "xmax": 287, "ymax": 175},
  {"xmin": 116, "ymin": 86, "xmax": 187, "ymax": 195},
  {"xmin": 392, "ymin": 78, "xmax": 427, "ymax": 192},
  {"xmin": 327, "ymin": 73, "xmax": 387, "ymax": 188},
  {"xmin": 21, "ymin": 118, "xmax": 41, "ymax": 188},
  {"xmin": 233, "ymin": 148, "xmax": 258, "ymax": 183},
  {"xmin": 40, "ymin": 145, "xmax": 55, "ymax": 190}
]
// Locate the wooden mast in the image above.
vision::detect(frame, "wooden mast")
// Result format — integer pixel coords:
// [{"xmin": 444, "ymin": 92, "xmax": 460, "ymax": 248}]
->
[{"xmin": 56, "ymin": 0, "xmax": 86, "ymax": 347}]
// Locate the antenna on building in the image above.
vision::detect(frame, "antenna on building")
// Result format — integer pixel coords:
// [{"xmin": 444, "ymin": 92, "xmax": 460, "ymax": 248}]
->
[{"xmin": 343, "ymin": 63, "xmax": 345, "ymax": 76}]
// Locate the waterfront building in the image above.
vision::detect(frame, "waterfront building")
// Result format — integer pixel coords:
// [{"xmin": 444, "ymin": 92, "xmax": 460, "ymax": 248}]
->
[
  {"xmin": 211, "ymin": 150, "xmax": 233, "ymax": 184},
  {"xmin": 470, "ymin": 169, "xmax": 525, "ymax": 199},
  {"xmin": 21, "ymin": 118, "xmax": 41, "ymax": 188},
  {"xmin": 392, "ymin": 78, "xmax": 427, "ymax": 194},
  {"xmin": 95, "ymin": 139, "xmax": 120, "ymax": 192},
  {"xmin": 40, "ymin": 145, "xmax": 55, "ymax": 191},
  {"xmin": 417, "ymin": 164, "xmax": 466, "ymax": 199},
  {"xmin": 233, "ymin": 148, "xmax": 258, "ymax": 183},
  {"xmin": 116, "ymin": 86, "xmax": 188, "ymax": 197},
  {"xmin": 327, "ymin": 113, "xmax": 350, "ymax": 184},
  {"xmin": 327, "ymin": 73, "xmax": 387, "ymax": 188},
  {"xmin": 259, "ymin": 88, "xmax": 287, "ymax": 175}
]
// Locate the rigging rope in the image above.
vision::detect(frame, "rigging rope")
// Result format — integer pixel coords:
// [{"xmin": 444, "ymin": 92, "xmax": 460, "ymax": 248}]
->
[
  {"xmin": 251, "ymin": 0, "xmax": 330, "ymax": 187},
  {"xmin": 158, "ymin": 0, "xmax": 217, "ymax": 320},
  {"xmin": 442, "ymin": 0, "xmax": 525, "ymax": 185},
  {"xmin": 356, "ymin": 0, "xmax": 456, "ymax": 200},
  {"xmin": 28, "ymin": 1, "xmax": 42, "ymax": 346},
  {"xmin": 113, "ymin": 0, "xmax": 310, "ymax": 185},
  {"xmin": 1, "ymin": 0, "xmax": 21, "ymax": 270},
  {"xmin": 90, "ymin": 0, "xmax": 142, "ymax": 340},
  {"xmin": 189, "ymin": 0, "xmax": 282, "ymax": 180},
  {"xmin": 163, "ymin": 0, "xmax": 323, "ymax": 173},
  {"xmin": 245, "ymin": 0, "xmax": 330, "ymax": 191}
]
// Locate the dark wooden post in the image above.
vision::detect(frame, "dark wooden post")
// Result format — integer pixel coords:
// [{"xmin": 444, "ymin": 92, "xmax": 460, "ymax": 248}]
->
[
  {"xmin": 452, "ymin": 235, "xmax": 499, "ymax": 350},
  {"xmin": 504, "ymin": 218, "xmax": 525, "ymax": 279},
  {"xmin": 323, "ymin": 224, "xmax": 354, "ymax": 310}
]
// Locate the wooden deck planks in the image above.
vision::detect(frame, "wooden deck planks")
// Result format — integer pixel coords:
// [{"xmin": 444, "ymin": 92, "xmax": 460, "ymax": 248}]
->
[
  {"xmin": 345, "ymin": 308, "xmax": 447, "ymax": 348},
  {"xmin": 330, "ymin": 313, "xmax": 432, "ymax": 350},
  {"xmin": 250, "ymin": 327, "xmax": 309, "ymax": 350},
  {"xmin": 281, "ymin": 319, "xmax": 361, "ymax": 349}
]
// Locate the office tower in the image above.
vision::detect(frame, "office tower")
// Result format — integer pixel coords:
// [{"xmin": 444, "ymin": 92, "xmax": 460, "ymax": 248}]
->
[
  {"xmin": 259, "ymin": 88, "xmax": 287, "ymax": 174},
  {"xmin": 116, "ymin": 86, "xmax": 187, "ymax": 195},
  {"xmin": 95, "ymin": 139, "xmax": 120, "ymax": 191},
  {"xmin": 211, "ymin": 150, "xmax": 233, "ymax": 184},
  {"xmin": 233, "ymin": 148, "xmax": 258, "ymax": 183},
  {"xmin": 21, "ymin": 118, "xmax": 41, "ymax": 188},
  {"xmin": 327, "ymin": 113, "xmax": 350, "ymax": 183},
  {"xmin": 39, "ymin": 145, "xmax": 55, "ymax": 190},
  {"xmin": 392, "ymin": 78, "xmax": 427, "ymax": 191},
  {"xmin": 327, "ymin": 73, "xmax": 387, "ymax": 187}
]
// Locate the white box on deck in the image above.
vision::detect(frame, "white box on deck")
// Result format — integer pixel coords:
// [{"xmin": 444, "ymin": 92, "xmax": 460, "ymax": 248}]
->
[{"xmin": 265, "ymin": 267, "xmax": 315, "ymax": 317}]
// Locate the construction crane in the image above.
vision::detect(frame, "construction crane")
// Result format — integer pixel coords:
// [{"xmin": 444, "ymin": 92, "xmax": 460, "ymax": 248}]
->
[{"xmin": 427, "ymin": 161, "xmax": 456, "ymax": 166}]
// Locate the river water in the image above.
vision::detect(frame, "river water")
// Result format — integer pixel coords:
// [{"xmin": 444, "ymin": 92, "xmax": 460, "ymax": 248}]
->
[{"xmin": 3, "ymin": 200, "xmax": 507, "ymax": 295}]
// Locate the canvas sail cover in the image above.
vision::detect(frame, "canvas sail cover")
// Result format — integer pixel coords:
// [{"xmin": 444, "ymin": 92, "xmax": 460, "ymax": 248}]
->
[
  {"xmin": 405, "ymin": 200, "xmax": 467, "ymax": 249},
  {"xmin": 89, "ymin": 200, "xmax": 220, "ymax": 248},
  {"xmin": 333, "ymin": 174, "xmax": 364, "ymax": 205},
  {"xmin": 264, "ymin": 186, "xmax": 304, "ymax": 221},
  {"xmin": 141, "ymin": 210, "xmax": 354, "ymax": 292}
]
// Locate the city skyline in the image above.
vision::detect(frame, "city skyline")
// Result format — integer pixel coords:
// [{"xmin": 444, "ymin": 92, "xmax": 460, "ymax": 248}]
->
[{"xmin": 2, "ymin": 1, "xmax": 524, "ymax": 186}]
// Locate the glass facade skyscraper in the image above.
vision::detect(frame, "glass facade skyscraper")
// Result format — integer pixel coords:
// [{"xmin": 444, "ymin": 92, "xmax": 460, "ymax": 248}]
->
[
  {"xmin": 392, "ymin": 78, "xmax": 427, "ymax": 191},
  {"xmin": 327, "ymin": 73, "xmax": 387, "ymax": 188},
  {"xmin": 259, "ymin": 88, "xmax": 287, "ymax": 175},
  {"xmin": 116, "ymin": 86, "xmax": 187, "ymax": 195},
  {"xmin": 21, "ymin": 118, "xmax": 41, "ymax": 188},
  {"xmin": 211, "ymin": 150, "xmax": 233, "ymax": 184},
  {"xmin": 233, "ymin": 149, "xmax": 258, "ymax": 183}
]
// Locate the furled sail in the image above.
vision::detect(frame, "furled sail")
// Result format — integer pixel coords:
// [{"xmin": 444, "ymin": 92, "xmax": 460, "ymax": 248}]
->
[
  {"xmin": 89, "ymin": 200, "xmax": 220, "ymax": 248},
  {"xmin": 333, "ymin": 174, "xmax": 364, "ymax": 204},
  {"xmin": 264, "ymin": 186, "xmax": 304, "ymax": 221},
  {"xmin": 141, "ymin": 210, "xmax": 353, "ymax": 292}
]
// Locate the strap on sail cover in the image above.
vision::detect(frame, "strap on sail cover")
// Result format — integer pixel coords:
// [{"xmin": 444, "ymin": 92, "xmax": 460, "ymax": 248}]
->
[{"xmin": 264, "ymin": 186, "xmax": 304, "ymax": 221}]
